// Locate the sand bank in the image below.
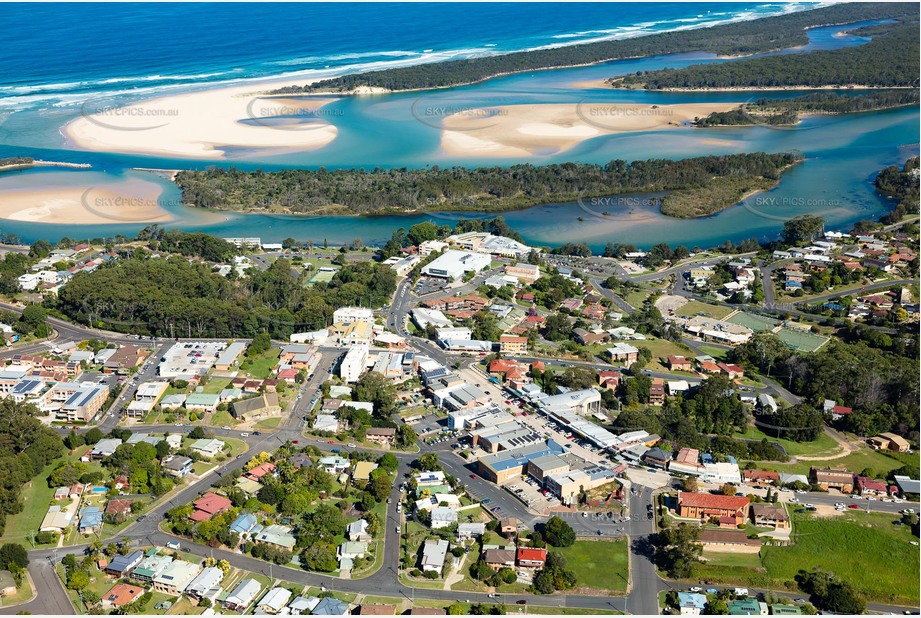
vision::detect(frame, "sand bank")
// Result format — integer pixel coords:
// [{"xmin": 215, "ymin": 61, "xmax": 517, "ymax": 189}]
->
[
  {"xmin": 441, "ymin": 102, "xmax": 740, "ymax": 157},
  {"xmin": 0, "ymin": 178, "xmax": 173, "ymax": 224},
  {"xmin": 64, "ymin": 79, "xmax": 339, "ymax": 159}
]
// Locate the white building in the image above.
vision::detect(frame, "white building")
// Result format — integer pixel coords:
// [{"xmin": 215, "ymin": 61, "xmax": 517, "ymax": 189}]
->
[
  {"xmin": 421, "ymin": 539, "xmax": 449, "ymax": 572},
  {"xmin": 411, "ymin": 307, "xmax": 453, "ymax": 330},
  {"xmin": 339, "ymin": 345, "xmax": 368, "ymax": 383},
  {"xmin": 333, "ymin": 307, "xmax": 374, "ymax": 325},
  {"xmin": 421, "ymin": 250, "xmax": 491, "ymax": 281},
  {"xmin": 430, "ymin": 506, "xmax": 458, "ymax": 529}
]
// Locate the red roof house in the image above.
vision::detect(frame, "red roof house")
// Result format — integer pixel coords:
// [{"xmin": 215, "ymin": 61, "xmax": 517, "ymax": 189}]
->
[
  {"xmin": 516, "ymin": 547, "xmax": 547, "ymax": 569},
  {"xmin": 190, "ymin": 492, "xmax": 232, "ymax": 522}
]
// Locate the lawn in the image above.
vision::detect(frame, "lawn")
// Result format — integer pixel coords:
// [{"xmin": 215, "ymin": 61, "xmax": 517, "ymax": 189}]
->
[
  {"xmin": 693, "ymin": 511, "xmax": 919, "ymax": 605},
  {"xmin": 243, "ymin": 348, "xmax": 281, "ymax": 380},
  {"xmin": 0, "ymin": 574, "xmax": 34, "ymax": 608},
  {"xmin": 633, "ymin": 338, "xmax": 693, "ymax": 372},
  {"xmin": 674, "ymin": 300, "xmax": 734, "ymax": 320},
  {"xmin": 733, "ymin": 425, "xmax": 842, "ymax": 458},
  {"xmin": 209, "ymin": 410, "xmax": 237, "ymax": 428},
  {"xmin": 254, "ymin": 416, "xmax": 282, "ymax": 430},
  {"xmin": 552, "ymin": 539, "xmax": 629, "ymax": 594},
  {"xmin": 763, "ymin": 445, "xmax": 910, "ymax": 477},
  {"xmin": 0, "ymin": 446, "xmax": 94, "ymax": 546},
  {"xmin": 697, "ymin": 345, "xmax": 730, "ymax": 360},
  {"xmin": 200, "ymin": 377, "xmax": 231, "ymax": 395}
]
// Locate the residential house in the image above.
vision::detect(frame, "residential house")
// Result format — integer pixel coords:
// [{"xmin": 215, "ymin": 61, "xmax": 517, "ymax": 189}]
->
[
  {"xmin": 456, "ymin": 522, "xmax": 486, "ymax": 540},
  {"xmin": 190, "ymin": 438, "xmax": 225, "ymax": 459},
  {"xmin": 727, "ymin": 598, "xmax": 768, "ymax": 615},
  {"xmin": 153, "ymin": 560, "xmax": 202, "ymax": 595},
  {"xmin": 190, "ymin": 493, "xmax": 232, "ymax": 522},
  {"xmin": 483, "ymin": 548, "xmax": 516, "ymax": 570},
  {"xmin": 868, "ymin": 432, "xmax": 910, "ymax": 453},
  {"xmin": 856, "ymin": 476, "xmax": 888, "ymax": 496},
  {"xmin": 245, "ymin": 462, "xmax": 277, "ymax": 482},
  {"xmin": 184, "ymin": 566, "xmax": 224, "ymax": 603},
  {"xmin": 607, "ymin": 342, "xmax": 638, "ymax": 367},
  {"xmin": 162, "ymin": 455, "xmax": 193, "ymax": 478},
  {"xmin": 642, "ymin": 447, "xmax": 673, "ymax": 469},
  {"xmin": 499, "ymin": 517, "xmax": 520, "ymax": 538},
  {"xmin": 666, "ymin": 356, "xmax": 692, "ymax": 372},
  {"xmin": 223, "ymin": 578, "xmax": 262, "ymax": 612},
  {"xmin": 104, "ymin": 550, "xmax": 144, "ymax": 578},
  {"xmin": 253, "ymin": 525, "xmax": 297, "ymax": 550},
  {"xmin": 131, "ymin": 554, "xmax": 173, "ymax": 584},
  {"xmin": 365, "ymin": 427, "xmax": 396, "ymax": 447},
  {"xmin": 101, "ymin": 583, "xmax": 145, "ymax": 609},
  {"xmin": 430, "ymin": 507, "xmax": 458, "ymax": 529},
  {"xmin": 743, "ymin": 470, "xmax": 780, "ymax": 485},
  {"xmin": 677, "ymin": 592, "xmax": 708, "ymax": 616},
  {"xmin": 288, "ymin": 596, "xmax": 321, "ymax": 615},
  {"xmin": 311, "ymin": 596, "xmax": 350, "ymax": 615},
  {"xmin": 698, "ymin": 529, "xmax": 762, "ymax": 554},
  {"xmin": 347, "ymin": 519, "xmax": 371, "ymax": 542},
  {"xmin": 750, "ymin": 503, "xmax": 789, "ymax": 529},
  {"xmin": 257, "ymin": 588, "xmax": 293, "ymax": 614},
  {"xmin": 421, "ymin": 538, "xmax": 449, "ymax": 573},
  {"xmin": 79, "ymin": 506, "xmax": 103, "ymax": 534},
  {"xmin": 104, "ymin": 499, "xmax": 134, "ymax": 522},
  {"xmin": 229, "ymin": 512, "xmax": 259, "ymax": 537},
  {"xmin": 516, "ymin": 547, "xmax": 547, "ymax": 569}
]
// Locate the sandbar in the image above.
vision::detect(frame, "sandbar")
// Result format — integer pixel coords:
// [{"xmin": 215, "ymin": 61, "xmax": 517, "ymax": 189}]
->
[
  {"xmin": 441, "ymin": 102, "xmax": 741, "ymax": 157},
  {"xmin": 64, "ymin": 79, "xmax": 340, "ymax": 159},
  {"xmin": 0, "ymin": 178, "xmax": 173, "ymax": 225}
]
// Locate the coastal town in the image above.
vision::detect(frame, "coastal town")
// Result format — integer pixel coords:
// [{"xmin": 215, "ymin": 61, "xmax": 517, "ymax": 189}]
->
[
  {"xmin": 0, "ymin": 207, "xmax": 916, "ymax": 617},
  {"xmin": 0, "ymin": 2, "xmax": 918, "ymax": 617}
]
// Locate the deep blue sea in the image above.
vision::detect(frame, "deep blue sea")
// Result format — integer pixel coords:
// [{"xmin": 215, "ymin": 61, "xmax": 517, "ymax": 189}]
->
[{"xmin": 0, "ymin": 2, "xmax": 807, "ymax": 110}]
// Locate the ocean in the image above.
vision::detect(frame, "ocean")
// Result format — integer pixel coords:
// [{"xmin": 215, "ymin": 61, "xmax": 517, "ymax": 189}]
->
[{"xmin": 0, "ymin": 2, "xmax": 810, "ymax": 112}]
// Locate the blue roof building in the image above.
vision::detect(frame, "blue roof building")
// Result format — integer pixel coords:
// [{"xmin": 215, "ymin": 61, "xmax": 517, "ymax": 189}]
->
[
  {"xmin": 79, "ymin": 506, "xmax": 103, "ymax": 532},
  {"xmin": 229, "ymin": 512, "xmax": 258, "ymax": 536}
]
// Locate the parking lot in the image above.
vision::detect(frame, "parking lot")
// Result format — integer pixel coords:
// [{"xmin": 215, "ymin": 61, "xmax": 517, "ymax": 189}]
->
[
  {"xmin": 414, "ymin": 276, "xmax": 449, "ymax": 296},
  {"xmin": 506, "ymin": 477, "xmax": 561, "ymax": 512}
]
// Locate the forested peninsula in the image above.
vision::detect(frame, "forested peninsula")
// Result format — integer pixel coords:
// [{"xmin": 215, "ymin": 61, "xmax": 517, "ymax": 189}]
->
[
  {"xmin": 175, "ymin": 152, "xmax": 802, "ymax": 220},
  {"xmin": 616, "ymin": 20, "xmax": 919, "ymax": 90},
  {"xmin": 270, "ymin": 3, "xmax": 915, "ymax": 94},
  {"xmin": 695, "ymin": 90, "xmax": 920, "ymax": 128}
]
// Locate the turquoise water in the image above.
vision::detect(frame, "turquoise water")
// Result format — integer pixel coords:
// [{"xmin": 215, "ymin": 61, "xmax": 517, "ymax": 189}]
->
[{"xmin": 0, "ymin": 13, "xmax": 916, "ymax": 249}]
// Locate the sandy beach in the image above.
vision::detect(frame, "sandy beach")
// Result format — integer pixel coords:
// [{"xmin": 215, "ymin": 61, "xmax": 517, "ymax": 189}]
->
[
  {"xmin": 64, "ymin": 79, "xmax": 340, "ymax": 159},
  {"xmin": 0, "ymin": 178, "xmax": 173, "ymax": 225},
  {"xmin": 441, "ymin": 102, "xmax": 741, "ymax": 157}
]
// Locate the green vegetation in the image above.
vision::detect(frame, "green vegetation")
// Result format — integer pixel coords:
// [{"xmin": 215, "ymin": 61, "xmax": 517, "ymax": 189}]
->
[
  {"xmin": 692, "ymin": 512, "xmax": 919, "ymax": 605},
  {"xmin": 553, "ymin": 540, "xmax": 629, "ymax": 593},
  {"xmin": 732, "ymin": 425, "xmax": 841, "ymax": 458},
  {"xmin": 876, "ymin": 156, "xmax": 920, "ymax": 225},
  {"xmin": 0, "ymin": 399, "xmax": 66, "ymax": 536},
  {"xmin": 175, "ymin": 153, "xmax": 802, "ymax": 219},
  {"xmin": 697, "ymin": 90, "xmax": 920, "ymax": 127},
  {"xmin": 270, "ymin": 4, "xmax": 916, "ymax": 93},
  {"xmin": 54, "ymin": 253, "xmax": 396, "ymax": 339},
  {"xmin": 619, "ymin": 20, "xmax": 919, "ymax": 89},
  {"xmin": 731, "ymin": 333, "xmax": 918, "ymax": 441}
]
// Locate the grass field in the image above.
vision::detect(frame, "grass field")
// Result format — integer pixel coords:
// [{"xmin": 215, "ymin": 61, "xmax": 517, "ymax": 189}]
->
[
  {"xmin": 200, "ymin": 377, "xmax": 231, "ymax": 395},
  {"xmin": 697, "ymin": 345, "xmax": 730, "ymax": 360},
  {"xmin": 674, "ymin": 300, "xmax": 734, "ymax": 320},
  {"xmin": 254, "ymin": 416, "xmax": 282, "ymax": 430},
  {"xmin": 691, "ymin": 511, "xmax": 919, "ymax": 604},
  {"xmin": 553, "ymin": 539, "xmax": 629, "ymax": 594},
  {"xmin": 243, "ymin": 348, "xmax": 281, "ymax": 379},
  {"xmin": 763, "ymin": 445, "xmax": 910, "ymax": 477},
  {"xmin": 633, "ymin": 338, "xmax": 693, "ymax": 372},
  {"xmin": 733, "ymin": 426, "xmax": 842, "ymax": 458}
]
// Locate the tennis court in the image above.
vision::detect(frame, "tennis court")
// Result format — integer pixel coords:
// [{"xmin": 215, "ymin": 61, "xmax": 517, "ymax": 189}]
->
[
  {"xmin": 727, "ymin": 311, "xmax": 780, "ymax": 332},
  {"xmin": 777, "ymin": 328, "xmax": 829, "ymax": 352}
]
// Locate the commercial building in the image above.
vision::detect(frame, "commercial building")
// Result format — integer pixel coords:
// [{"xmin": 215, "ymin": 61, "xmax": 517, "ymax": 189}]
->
[
  {"xmin": 539, "ymin": 388, "xmax": 602, "ymax": 416},
  {"xmin": 340, "ymin": 345, "xmax": 369, "ymax": 383},
  {"xmin": 421, "ymin": 250, "xmax": 491, "ymax": 281},
  {"xmin": 333, "ymin": 307, "xmax": 374, "ymax": 325},
  {"xmin": 676, "ymin": 492, "xmax": 750, "ymax": 525},
  {"xmin": 477, "ymin": 440, "xmax": 565, "ymax": 484}
]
